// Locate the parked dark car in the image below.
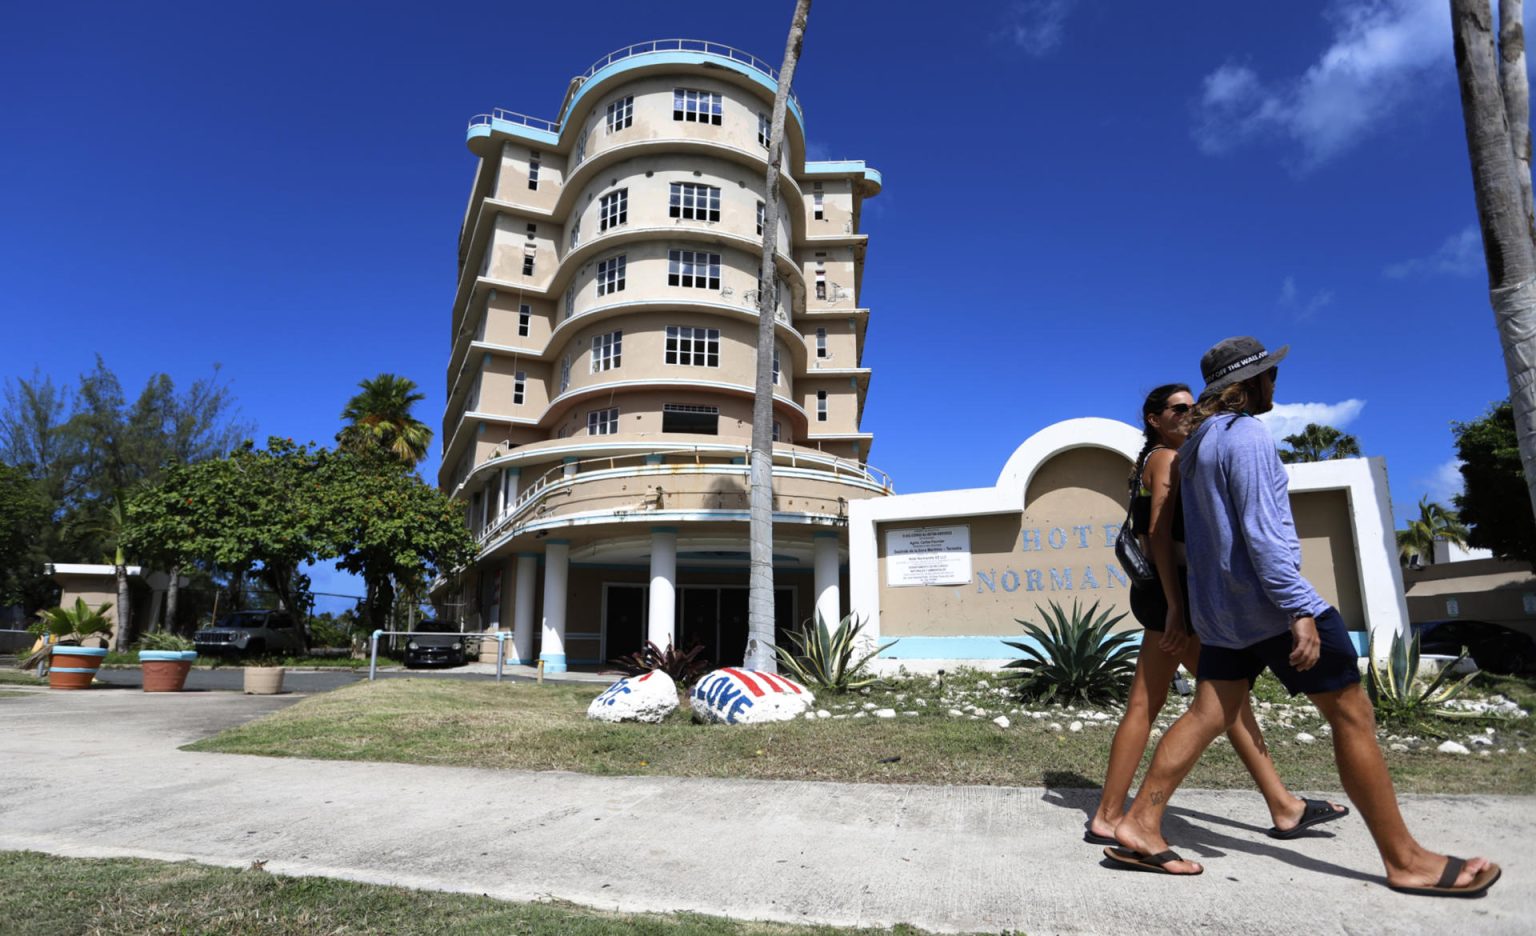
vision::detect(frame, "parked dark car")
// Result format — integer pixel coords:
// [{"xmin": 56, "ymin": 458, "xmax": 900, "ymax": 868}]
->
[
  {"xmin": 194, "ymin": 610, "xmax": 308, "ymax": 658},
  {"xmin": 403, "ymin": 620, "xmax": 466, "ymax": 668},
  {"xmin": 1414, "ymin": 620, "xmax": 1536, "ymax": 675}
]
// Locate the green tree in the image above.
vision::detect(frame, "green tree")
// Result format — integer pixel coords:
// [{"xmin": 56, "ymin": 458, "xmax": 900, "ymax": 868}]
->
[
  {"xmin": 0, "ymin": 464, "xmax": 51, "ymax": 606},
  {"xmin": 1396, "ymin": 496, "xmax": 1471, "ymax": 567},
  {"xmin": 1278, "ymin": 423, "xmax": 1363, "ymax": 464},
  {"xmin": 319, "ymin": 452, "xmax": 474, "ymax": 631},
  {"xmin": 1454, "ymin": 401, "xmax": 1536, "ymax": 564},
  {"xmin": 338, "ymin": 374, "xmax": 433, "ymax": 467}
]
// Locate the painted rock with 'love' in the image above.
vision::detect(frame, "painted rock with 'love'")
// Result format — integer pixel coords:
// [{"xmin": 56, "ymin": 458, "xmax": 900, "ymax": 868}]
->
[{"xmin": 690, "ymin": 668, "xmax": 815, "ymax": 725}]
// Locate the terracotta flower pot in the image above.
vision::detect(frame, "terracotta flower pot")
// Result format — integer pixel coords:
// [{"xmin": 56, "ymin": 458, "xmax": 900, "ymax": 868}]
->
[
  {"xmin": 48, "ymin": 646, "xmax": 108, "ymax": 690},
  {"xmin": 243, "ymin": 666, "xmax": 285, "ymax": 695},
  {"xmin": 140, "ymin": 650, "xmax": 197, "ymax": 692}
]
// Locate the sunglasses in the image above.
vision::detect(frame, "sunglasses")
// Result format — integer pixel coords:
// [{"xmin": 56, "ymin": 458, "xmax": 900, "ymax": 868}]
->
[{"xmin": 1165, "ymin": 403, "xmax": 1191, "ymax": 415}]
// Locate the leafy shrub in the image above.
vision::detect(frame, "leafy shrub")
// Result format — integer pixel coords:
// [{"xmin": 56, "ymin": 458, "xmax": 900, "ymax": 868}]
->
[
  {"xmin": 307, "ymin": 617, "xmax": 354, "ymax": 649},
  {"xmin": 1368, "ymin": 627, "xmax": 1478, "ymax": 722},
  {"xmin": 135, "ymin": 631, "xmax": 194, "ymax": 652},
  {"xmin": 610, "ymin": 641, "xmax": 711, "ymax": 688},
  {"xmin": 18, "ymin": 599, "xmax": 115, "ymax": 671},
  {"xmin": 771, "ymin": 613, "xmax": 895, "ymax": 693},
  {"xmin": 1002, "ymin": 600, "xmax": 1138, "ymax": 705}
]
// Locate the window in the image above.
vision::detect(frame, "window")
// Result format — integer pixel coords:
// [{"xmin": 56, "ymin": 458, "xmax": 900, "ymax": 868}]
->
[
  {"xmin": 522, "ymin": 253, "xmax": 535, "ymax": 276},
  {"xmin": 606, "ymin": 96, "xmax": 633, "ymax": 133},
  {"xmin": 590, "ymin": 330, "xmax": 622, "ymax": 372},
  {"xmin": 772, "ymin": 421, "xmax": 781, "ymax": 442},
  {"xmin": 528, "ymin": 151, "xmax": 540, "ymax": 190},
  {"xmin": 513, "ymin": 371, "xmax": 526, "ymax": 405},
  {"xmin": 758, "ymin": 112, "xmax": 770, "ymax": 148},
  {"xmin": 559, "ymin": 356, "xmax": 571, "ymax": 393},
  {"xmin": 574, "ymin": 127, "xmax": 588, "ymax": 166},
  {"xmin": 526, "ymin": 223, "xmax": 537, "ymax": 240},
  {"xmin": 518, "ymin": 304, "xmax": 531, "ymax": 337},
  {"xmin": 814, "ymin": 258, "xmax": 826, "ymax": 300},
  {"xmin": 664, "ymin": 326, "xmax": 720, "ymax": 366},
  {"xmin": 565, "ymin": 290, "xmax": 575, "ymax": 320},
  {"xmin": 772, "ymin": 345, "xmax": 781, "ymax": 385},
  {"xmin": 663, "ymin": 403, "xmax": 719, "ymax": 434},
  {"xmin": 667, "ymin": 249, "xmax": 721, "ymax": 289},
  {"xmin": 813, "ymin": 182, "xmax": 824, "ymax": 220},
  {"xmin": 599, "ymin": 189, "xmax": 627, "ymax": 231},
  {"xmin": 596, "ymin": 255, "xmax": 626, "ymax": 295},
  {"xmin": 816, "ymin": 390, "xmax": 828, "ymax": 422},
  {"xmin": 756, "ymin": 201, "xmax": 765, "ymax": 236},
  {"xmin": 816, "ymin": 328, "xmax": 827, "ymax": 358},
  {"xmin": 588, "ymin": 407, "xmax": 619, "ymax": 436},
  {"xmin": 673, "ymin": 88, "xmax": 722, "ymax": 125},
  {"xmin": 569, "ymin": 217, "xmax": 580, "ymax": 249},
  {"xmin": 669, "ymin": 182, "xmax": 721, "ymax": 222}
]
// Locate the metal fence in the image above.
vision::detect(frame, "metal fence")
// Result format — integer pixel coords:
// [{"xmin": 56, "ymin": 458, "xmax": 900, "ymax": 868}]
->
[{"xmin": 0, "ymin": 628, "xmax": 33, "ymax": 655}]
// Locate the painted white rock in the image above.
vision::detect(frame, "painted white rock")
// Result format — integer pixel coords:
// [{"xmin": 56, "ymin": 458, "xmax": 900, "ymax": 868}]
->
[
  {"xmin": 587, "ymin": 670, "xmax": 678, "ymax": 724},
  {"xmin": 873, "ymin": 708, "xmax": 896, "ymax": 718},
  {"xmin": 1295, "ymin": 732, "xmax": 1317, "ymax": 744},
  {"xmin": 1069, "ymin": 720, "xmax": 1084, "ymax": 732},
  {"xmin": 690, "ymin": 668, "xmax": 814, "ymax": 725},
  {"xmin": 1438, "ymin": 741, "xmax": 1471, "ymax": 755},
  {"xmin": 993, "ymin": 716, "xmax": 1010, "ymax": 728}
]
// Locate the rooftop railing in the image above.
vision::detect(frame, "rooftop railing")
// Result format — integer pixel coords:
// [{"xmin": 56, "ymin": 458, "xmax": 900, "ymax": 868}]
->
[{"xmin": 468, "ymin": 40, "xmax": 800, "ymax": 136}]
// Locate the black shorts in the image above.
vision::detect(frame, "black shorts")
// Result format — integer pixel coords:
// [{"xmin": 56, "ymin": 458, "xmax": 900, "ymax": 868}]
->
[
  {"xmin": 1129, "ymin": 566, "xmax": 1192, "ymax": 634},
  {"xmin": 1196, "ymin": 607, "xmax": 1361, "ymax": 696}
]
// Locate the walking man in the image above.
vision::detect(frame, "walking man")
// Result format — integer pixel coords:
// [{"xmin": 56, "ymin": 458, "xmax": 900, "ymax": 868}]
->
[{"xmin": 1107, "ymin": 336, "xmax": 1501, "ymax": 897}]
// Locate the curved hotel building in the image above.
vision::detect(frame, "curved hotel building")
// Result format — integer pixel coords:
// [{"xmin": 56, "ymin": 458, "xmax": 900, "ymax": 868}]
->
[{"xmin": 440, "ymin": 40, "xmax": 887, "ymax": 672}]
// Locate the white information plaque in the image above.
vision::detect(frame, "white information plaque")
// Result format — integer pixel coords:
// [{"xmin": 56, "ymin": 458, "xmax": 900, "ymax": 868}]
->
[{"xmin": 885, "ymin": 525, "xmax": 971, "ymax": 587}]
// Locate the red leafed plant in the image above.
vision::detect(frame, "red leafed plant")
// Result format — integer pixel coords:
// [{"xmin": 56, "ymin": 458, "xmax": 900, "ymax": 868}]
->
[{"xmin": 610, "ymin": 640, "xmax": 711, "ymax": 687}]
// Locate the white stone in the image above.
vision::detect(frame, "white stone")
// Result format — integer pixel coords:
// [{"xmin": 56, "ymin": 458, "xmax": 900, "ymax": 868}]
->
[
  {"xmin": 1389, "ymin": 743, "xmax": 1409, "ymax": 752},
  {"xmin": 1437, "ymin": 741, "xmax": 1471, "ymax": 755},
  {"xmin": 854, "ymin": 711, "xmax": 867, "ymax": 718},
  {"xmin": 993, "ymin": 716, "xmax": 1010, "ymax": 728},
  {"xmin": 1048, "ymin": 722, "xmax": 1063, "ymax": 732},
  {"xmin": 902, "ymin": 711, "xmax": 918, "ymax": 716},
  {"xmin": 1479, "ymin": 750, "xmax": 1491, "ymax": 757},
  {"xmin": 976, "ymin": 680, "xmax": 990, "ymax": 689},
  {"xmin": 803, "ymin": 711, "xmax": 816, "ymax": 720},
  {"xmin": 1470, "ymin": 735, "xmax": 1494, "ymax": 747},
  {"xmin": 1295, "ymin": 732, "xmax": 1316, "ymax": 744},
  {"xmin": 948, "ymin": 708, "xmax": 965, "ymax": 717},
  {"xmin": 874, "ymin": 708, "xmax": 896, "ymax": 718},
  {"xmin": 689, "ymin": 669, "xmax": 814, "ymax": 725},
  {"xmin": 816, "ymin": 709, "xmax": 831, "ymax": 719},
  {"xmin": 1069, "ymin": 721, "xmax": 1084, "ymax": 732},
  {"xmin": 862, "ymin": 702, "xmax": 877, "ymax": 711},
  {"xmin": 587, "ymin": 670, "xmax": 679, "ymax": 724}
]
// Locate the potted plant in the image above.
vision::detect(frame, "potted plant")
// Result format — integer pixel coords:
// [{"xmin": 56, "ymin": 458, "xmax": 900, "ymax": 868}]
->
[
  {"xmin": 243, "ymin": 657, "xmax": 285, "ymax": 695},
  {"xmin": 136, "ymin": 632, "xmax": 198, "ymax": 692},
  {"xmin": 24, "ymin": 598, "xmax": 114, "ymax": 690}
]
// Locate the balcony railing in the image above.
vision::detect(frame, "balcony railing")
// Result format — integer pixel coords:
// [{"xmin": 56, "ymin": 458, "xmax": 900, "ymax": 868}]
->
[
  {"xmin": 467, "ymin": 39, "xmax": 801, "ymax": 136},
  {"xmin": 472, "ymin": 446, "xmax": 891, "ymax": 546}
]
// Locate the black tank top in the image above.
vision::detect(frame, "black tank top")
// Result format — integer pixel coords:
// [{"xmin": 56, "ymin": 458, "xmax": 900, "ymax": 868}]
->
[{"xmin": 1130, "ymin": 447, "xmax": 1185, "ymax": 543}]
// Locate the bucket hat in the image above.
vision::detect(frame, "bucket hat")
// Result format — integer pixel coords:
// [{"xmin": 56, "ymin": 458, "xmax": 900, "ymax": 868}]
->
[{"xmin": 1200, "ymin": 336, "xmax": 1288, "ymax": 393}]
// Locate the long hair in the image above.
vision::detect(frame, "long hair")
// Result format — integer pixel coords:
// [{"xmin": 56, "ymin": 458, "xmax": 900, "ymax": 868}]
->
[
  {"xmin": 1131, "ymin": 382, "xmax": 1191, "ymax": 489},
  {"xmin": 1187, "ymin": 375, "xmax": 1266, "ymax": 435}
]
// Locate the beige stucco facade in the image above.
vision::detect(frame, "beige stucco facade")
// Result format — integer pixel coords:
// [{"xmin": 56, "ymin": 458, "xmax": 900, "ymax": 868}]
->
[{"xmin": 435, "ymin": 41, "xmax": 887, "ymax": 671}]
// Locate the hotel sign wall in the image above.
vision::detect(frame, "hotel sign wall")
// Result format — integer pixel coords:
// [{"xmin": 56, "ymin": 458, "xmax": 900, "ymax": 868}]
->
[{"xmin": 885, "ymin": 525, "xmax": 972, "ymax": 586}]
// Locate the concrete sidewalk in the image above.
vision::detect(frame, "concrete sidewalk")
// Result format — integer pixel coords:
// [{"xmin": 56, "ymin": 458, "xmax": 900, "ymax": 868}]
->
[{"xmin": 0, "ymin": 689, "xmax": 1527, "ymax": 935}]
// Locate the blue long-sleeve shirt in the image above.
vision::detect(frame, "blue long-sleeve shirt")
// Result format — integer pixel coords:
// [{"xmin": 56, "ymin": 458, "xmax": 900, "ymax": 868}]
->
[{"xmin": 1178, "ymin": 412, "xmax": 1329, "ymax": 649}]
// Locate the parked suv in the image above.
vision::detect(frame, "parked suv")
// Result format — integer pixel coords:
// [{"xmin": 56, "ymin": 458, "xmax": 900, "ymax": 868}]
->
[{"xmin": 195, "ymin": 610, "xmax": 308, "ymax": 658}]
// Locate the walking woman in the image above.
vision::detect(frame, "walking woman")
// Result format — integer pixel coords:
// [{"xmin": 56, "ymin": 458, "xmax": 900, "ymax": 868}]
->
[{"xmin": 1085, "ymin": 383, "xmax": 1346, "ymax": 845}]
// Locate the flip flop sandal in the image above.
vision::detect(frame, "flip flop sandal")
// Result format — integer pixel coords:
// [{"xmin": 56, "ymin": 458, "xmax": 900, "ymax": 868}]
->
[
  {"xmin": 1083, "ymin": 829, "xmax": 1118, "ymax": 846},
  {"xmin": 1388, "ymin": 857, "xmax": 1503, "ymax": 898},
  {"xmin": 1102, "ymin": 846, "xmax": 1203, "ymax": 875},
  {"xmin": 1267, "ymin": 798, "xmax": 1350, "ymax": 839}
]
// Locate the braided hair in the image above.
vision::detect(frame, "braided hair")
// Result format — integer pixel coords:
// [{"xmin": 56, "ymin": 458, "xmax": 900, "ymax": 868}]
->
[{"xmin": 1130, "ymin": 383, "xmax": 1191, "ymax": 491}]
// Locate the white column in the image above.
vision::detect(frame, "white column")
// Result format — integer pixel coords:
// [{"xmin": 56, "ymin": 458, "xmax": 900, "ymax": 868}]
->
[
  {"xmin": 539, "ymin": 540, "xmax": 569, "ymax": 673},
  {"xmin": 648, "ymin": 527, "xmax": 677, "ymax": 649},
  {"xmin": 814, "ymin": 532, "xmax": 841, "ymax": 627},
  {"xmin": 511, "ymin": 552, "xmax": 538, "ymax": 664}
]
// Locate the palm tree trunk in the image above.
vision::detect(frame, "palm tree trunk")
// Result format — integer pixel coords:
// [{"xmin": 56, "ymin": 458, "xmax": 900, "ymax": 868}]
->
[
  {"xmin": 114, "ymin": 563, "xmax": 131, "ymax": 652},
  {"xmin": 164, "ymin": 563, "xmax": 180, "ymax": 634},
  {"xmin": 1452, "ymin": 0, "xmax": 1536, "ymax": 529},
  {"xmin": 746, "ymin": 0, "xmax": 812, "ymax": 673}
]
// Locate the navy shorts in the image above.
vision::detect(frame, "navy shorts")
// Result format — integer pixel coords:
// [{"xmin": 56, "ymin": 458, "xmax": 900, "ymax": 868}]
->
[{"xmin": 1196, "ymin": 607, "xmax": 1361, "ymax": 696}]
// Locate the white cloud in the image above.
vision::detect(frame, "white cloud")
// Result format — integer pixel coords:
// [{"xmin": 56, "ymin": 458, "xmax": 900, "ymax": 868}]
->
[
  {"xmin": 1277, "ymin": 275, "xmax": 1334, "ymax": 320},
  {"xmin": 999, "ymin": 0, "xmax": 1078, "ymax": 56},
  {"xmin": 1383, "ymin": 225, "xmax": 1483, "ymax": 278},
  {"xmin": 1423, "ymin": 457, "xmax": 1466, "ymax": 504},
  {"xmin": 1257, "ymin": 398, "xmax": 1366, "ymax": 439},
  {"xmin": 1193, "ymin": 0, "xmax": 1450, "ymax": 167}
]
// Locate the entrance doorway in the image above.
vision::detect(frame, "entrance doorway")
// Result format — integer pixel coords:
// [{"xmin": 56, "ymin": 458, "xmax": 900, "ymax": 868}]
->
[
  {"xmin": 602, "ymin": 583, "xmax": 799, "ymax": 668},
  {"xmin": 603, "ymin": 584, "xmax": 647, "ymax": 663}
]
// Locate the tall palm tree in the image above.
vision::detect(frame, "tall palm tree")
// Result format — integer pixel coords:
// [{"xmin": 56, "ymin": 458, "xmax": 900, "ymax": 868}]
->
[
  {"xmin": 1397, "ymin": 496, "xmax": 1472, "ymax": 566},
  {"xmin": 746, "ymin": 0, "xmax": 812, "ymax": 673},
  {"xmin": 1452, "ymin": 1, "xmax": 1536, "ymax": 528},
  {"xmin": 1278, "ymin": 423, "xmax": 1362, "ymax": 464},
  {"xmin": 338, "ymin": 374, "xmax": 433, "ymax": 467}
]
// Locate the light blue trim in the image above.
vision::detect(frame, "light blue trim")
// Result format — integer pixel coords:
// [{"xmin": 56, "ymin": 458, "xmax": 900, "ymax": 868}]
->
[
  {"xmin": 138, "ymin": 651, "xmax": 189, "ymax": 662},
  {"xmin": 52, "ymin": 647, "xmax": 107, "ymax": 658},
  {"xmin": 540, "ymin": 653, "xmax": 568, "ymax": 673},
  {"xmin": 804, "ymin": 160, "xmax": 883, "ymax": 190},
  {"xmin": 1348, "ymin": 631, "xmax": 1369, "ymax": 655},
  {"xmin": 468, "ymin": 122, "xmax": 558, "ymax": 148},
  {"xmin": 50, "ymin": 666, "xmax": 102, "ymax": 674}
]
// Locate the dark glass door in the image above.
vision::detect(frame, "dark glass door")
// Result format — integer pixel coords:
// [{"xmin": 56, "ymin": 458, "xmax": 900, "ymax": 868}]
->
[{"xmin": 605, "ymin": 585, "xmax": 646, "ymax": 662}]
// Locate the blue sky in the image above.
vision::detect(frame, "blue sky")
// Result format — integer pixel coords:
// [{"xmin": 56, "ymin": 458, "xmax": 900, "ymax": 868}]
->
[{"xmin": 1, "ymin": 1, "xmax": 1510, "ymax": 608}]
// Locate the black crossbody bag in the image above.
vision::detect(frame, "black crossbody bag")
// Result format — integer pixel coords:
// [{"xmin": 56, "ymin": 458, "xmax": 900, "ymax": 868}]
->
[{"xmin": 1114, "ymin": 456, "xmax": 1158, "ymax": 587}]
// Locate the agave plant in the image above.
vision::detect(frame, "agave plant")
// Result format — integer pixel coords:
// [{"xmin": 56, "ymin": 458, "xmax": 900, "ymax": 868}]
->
[
  {"xmin": 610, "ymin": 640, "xmax": 711, "ymax": 688},
  {"xmin": 1002, "ymin": 600, "xmax": 1139, "ymax": 705},
  {"xmin": 770, "ymin": 612, "xmax": 896, "ymax": 693},
  {"xmin": 1367, "ymin": 627, "xmax": 1479, "ymax": 722},
  {"xmin": 18, "ymin": 598, "xmax": 115, "ymax": 672}
]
